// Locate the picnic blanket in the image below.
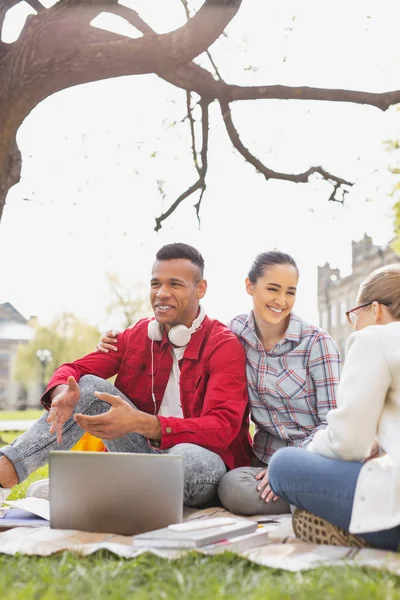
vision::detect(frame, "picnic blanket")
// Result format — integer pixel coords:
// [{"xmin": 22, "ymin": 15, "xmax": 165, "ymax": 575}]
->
[{"xmin": 0, "ymin": 506, "xmax": 399, "ymax": 574}]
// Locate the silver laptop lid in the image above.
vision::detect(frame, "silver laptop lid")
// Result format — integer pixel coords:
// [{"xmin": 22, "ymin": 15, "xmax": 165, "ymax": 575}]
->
[{"xmin": 49, "ymin": 451, "xmax": 183, "ymax": 535}]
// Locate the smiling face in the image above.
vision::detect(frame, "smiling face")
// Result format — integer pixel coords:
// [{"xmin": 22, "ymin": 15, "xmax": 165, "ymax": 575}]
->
[
  {"xmin": 246, "ymin": 263, "xmax": 299, "ymax": 327},
  {"xmin": 150, "ymin": 259, "xmax": 207, "ymax": 330}
]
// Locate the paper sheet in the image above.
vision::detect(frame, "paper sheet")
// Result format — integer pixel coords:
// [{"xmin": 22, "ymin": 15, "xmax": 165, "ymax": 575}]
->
[{"xmin": 2, "ymin": 498, "xmax": 50, "ymax": 521}]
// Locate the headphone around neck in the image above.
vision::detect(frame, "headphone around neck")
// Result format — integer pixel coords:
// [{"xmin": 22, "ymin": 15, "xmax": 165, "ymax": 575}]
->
[{"xmin": 147, "ymin": 306, "xmax": 206, "ymax": 347}]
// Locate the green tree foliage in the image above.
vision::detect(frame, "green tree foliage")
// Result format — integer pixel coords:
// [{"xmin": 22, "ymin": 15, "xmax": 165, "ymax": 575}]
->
[
  {"xmin": 13, "ymin": 313, "xmax": 101, "ymax": 384},
  {"xmin": 106, "ymin": 273, "xmax": 150, "ymax": 330}
]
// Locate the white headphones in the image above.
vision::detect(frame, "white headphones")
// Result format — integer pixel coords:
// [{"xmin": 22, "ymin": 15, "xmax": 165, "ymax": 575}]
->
[{"xmin": 148, "ymin": 305, "xmax": 206, "ymax": 347}]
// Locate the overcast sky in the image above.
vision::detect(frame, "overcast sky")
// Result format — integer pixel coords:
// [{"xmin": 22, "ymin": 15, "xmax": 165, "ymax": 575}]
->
[{"xmin": 1, "ymin": 0, "xmax": 399, "ymax": 329}]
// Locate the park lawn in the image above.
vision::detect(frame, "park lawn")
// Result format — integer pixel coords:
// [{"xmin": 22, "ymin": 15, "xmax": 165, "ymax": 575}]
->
[
  {"xmin": 0, "ymin": 409, "xmax": 45, "ymax": 420},
  {"xmin": 0, "ymin": 553, "xmax": 399, "ymax": 600},
  {"xmin": 0, "ymin": 434, "xmax": 399, "ymax": 598}
]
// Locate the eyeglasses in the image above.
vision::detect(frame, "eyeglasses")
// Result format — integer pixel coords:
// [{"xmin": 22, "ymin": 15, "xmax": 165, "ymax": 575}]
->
[{"xmin": 346, "ymin": 301, "xmax": 391, "ymax": 327}]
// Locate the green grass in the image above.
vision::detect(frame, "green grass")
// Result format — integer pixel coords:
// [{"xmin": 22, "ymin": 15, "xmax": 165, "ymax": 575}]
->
[
  {"xmin": 0, "ymin": 553, "xmax": 398, "ymax": 600},
  {"xmin": 0, "ymin": 409, "xmax": 44, "ymax": 420},
  {"xmin": 0, "ymin": 434, "xmax": 399, "ymax": 598}
]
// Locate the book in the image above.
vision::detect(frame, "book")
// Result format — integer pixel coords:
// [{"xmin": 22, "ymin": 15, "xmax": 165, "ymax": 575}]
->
[
  {"xmin": 200, "ymin": 523, "xmax": 272, "ymax": 554},
  {"xmin": 0, "ymin": 508, "xmax": 50, "ymax": 530},
  {"xmin": 0, "ymin": 498, "xmax": 50, "ymax": 530},
  {"xmin": 132, "ymin": 518, "xmax": 257, "ymax": 549}
]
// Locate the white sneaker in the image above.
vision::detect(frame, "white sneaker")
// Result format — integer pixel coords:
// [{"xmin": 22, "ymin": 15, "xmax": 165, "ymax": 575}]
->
[
  {"xmin": 26, "ymin": 479, "xmax": 50, "ymax": 501},
  {"xmin": 0, "ymin": 488, "xmax": 11, "ymax": 502}
]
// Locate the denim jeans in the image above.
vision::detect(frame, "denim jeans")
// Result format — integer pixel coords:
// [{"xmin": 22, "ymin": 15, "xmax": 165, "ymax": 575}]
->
[
  {"xmin": 0, "ymin": 375, "xmax": 227, "ymax": 507},
  {"xmin": 268, "ymin": 446, "xmax": 400, "ymax": 551}
]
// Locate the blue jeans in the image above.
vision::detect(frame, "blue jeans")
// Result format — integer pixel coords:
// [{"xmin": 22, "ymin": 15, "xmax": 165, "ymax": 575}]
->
[
  {"xmin": 268, "ymin": 446, "xmax": 400, "ymax": 551},
  {"xmin": 0, "ymin": 376, "xmax": 227, "ymax": 507}
]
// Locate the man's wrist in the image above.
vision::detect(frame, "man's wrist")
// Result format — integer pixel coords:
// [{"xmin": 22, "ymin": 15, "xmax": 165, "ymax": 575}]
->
[
  {"xmin": 49, "ymin": 384, "xmax": 68, "ymax": 402},
  {"xmin": 130, "ymin": 411, "xmax": 161, "ymax": 441}
]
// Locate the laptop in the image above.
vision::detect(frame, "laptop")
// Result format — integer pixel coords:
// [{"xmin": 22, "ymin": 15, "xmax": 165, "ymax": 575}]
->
[{"xmin": 49, "ymin": 451, "xmax": 184, "ymax": 536}]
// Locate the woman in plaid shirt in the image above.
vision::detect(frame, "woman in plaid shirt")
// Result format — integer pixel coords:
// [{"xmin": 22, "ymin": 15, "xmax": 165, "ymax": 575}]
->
[{"xmin": 218, "ymin": 251, "xmax": 341, "ymax": 515}]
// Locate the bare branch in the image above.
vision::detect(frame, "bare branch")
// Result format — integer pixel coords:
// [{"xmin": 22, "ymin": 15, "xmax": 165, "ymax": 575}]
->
[
  {"xmin": 154, "ymin": 180, "xmax": 204, "ymax": 232},
  {"xmin": 0, "ymin": 0, "xmax": 20, "ymax": 47},
  {"xmin": 194, "ymin": 99, "xmax": 210, "ymax": 223},
  {"xmin": 205, "ymin": 50, "xmax": 222, "ymax": 80},
  {"xmin": 180, "ymin": 0, "xmax": 191, "ymax": 21},
  {"xmin": 222, "ymin": 84, "xmax": 400, "ymax": 111},
  {"xmin": 0, "ymin": 136, "xmax": 21, "ymax": 207},
  {"xmin": 219, "ymin": 99, "xmax": 353, "ymax": 201},
  {"xmin": 25, "ymin": 0, "xmax": 45, "ymax": 12},
  {"xmin": 107, "ymin": 5, "xmax": 400, "ymax": 112},
  {"xmin": 110, "ymin": 4, "xmax": 154, "ymax": 35},
  {"xmin": 160, "ymin": 59, "xmax": 400, "ymax": 111},
  {"xmin": 0, "ymin": 0, "xmax": 19, "ymax": 27},
  {"xmin": 186, "ymin": 91, "xmax": 201, "ymax": 175},
  {"xmin": 155, "ymin": 100, "xmax": 210, "ymax": 231}
]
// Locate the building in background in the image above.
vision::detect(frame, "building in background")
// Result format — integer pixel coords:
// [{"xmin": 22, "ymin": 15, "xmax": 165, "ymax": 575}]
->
[
  {"xmin": 0, "ymin": 303, "xmax": 39, "ymax": 410},
  {"xmin": 318, "ymin": 235, "xmax": 400, "ymax": 358}
]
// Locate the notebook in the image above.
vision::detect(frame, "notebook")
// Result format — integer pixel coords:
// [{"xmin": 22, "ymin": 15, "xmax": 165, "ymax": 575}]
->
[
  {"xmin": 0, "ymin": 509, "xmax": 49, "ymax": 530},
  {"xmin": 132, "ymin": 517, "xmax": 258, "ymax": 548},
  {"xmin": 0, "ymin": 498, "xmax": 50, "ymax": 530}
]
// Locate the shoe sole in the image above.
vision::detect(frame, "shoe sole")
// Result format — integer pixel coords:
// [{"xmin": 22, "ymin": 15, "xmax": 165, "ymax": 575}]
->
[{"xmin": 292, "ymin": 509, "xmax": 370, "ymax": 548}]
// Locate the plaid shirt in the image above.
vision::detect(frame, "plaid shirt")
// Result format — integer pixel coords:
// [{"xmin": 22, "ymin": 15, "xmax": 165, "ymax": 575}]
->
[{"xmin": 229, "ymin": 312, "xmax": 341, "ymax": 464}]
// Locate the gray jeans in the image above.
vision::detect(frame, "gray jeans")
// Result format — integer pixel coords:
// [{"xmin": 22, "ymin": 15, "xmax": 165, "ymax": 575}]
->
[
  {"xmin": 0, "ymin": 375, "xmax": 227, "ymax": 507},
  {"xmin": 218, "ymin": 458, "xmax": 290, "ymax": 516}
]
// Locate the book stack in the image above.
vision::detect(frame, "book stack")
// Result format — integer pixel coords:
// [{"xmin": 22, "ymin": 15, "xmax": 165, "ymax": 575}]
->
[{"xmin": 132, "ymin": 517, "xmax": 273, "ymax": 552}]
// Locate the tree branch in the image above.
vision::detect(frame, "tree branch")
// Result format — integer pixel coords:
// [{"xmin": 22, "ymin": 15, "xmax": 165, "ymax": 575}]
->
[
  {"xmin": 194, "ymin": 99, "xmax": 209, "ymax": 223},
  {"xmin": 186, "ymin": 91, "xmax": 201, "ymax": 175},
  {"xmin": 1, "ymin": 0, "xmax": 243, "ymax": 122},
  {"xmin": 108, "ymin": 3, "xmax": 153, "ymax": 35},
  {"xmin": 105, "ymin": 4, "xmax": 400, "ymax": 112},
  {"xmin": 222, "ymin": 84, "xmax": 400, "ymax": 111},
  {"xmin": 155, "ymin": 100, "xmax": 210, "ymax": 231},
  {"xmin": 162, "ymin": 64, "xmax": 400, "ymax": 111},
  {"xmin": 25, "ymin": 0, "xmax": 45, "ymax": 12},
  {"xmin": 0, "ymin": 0, "xmax": 21, "ymax": 53},
  {"xmin": 205, "ymin": 49, "xmax": 222, "ymax": 80},
  {"xmin": 219, "ymin": 99, "xmax": 353, "ymax": 202}
]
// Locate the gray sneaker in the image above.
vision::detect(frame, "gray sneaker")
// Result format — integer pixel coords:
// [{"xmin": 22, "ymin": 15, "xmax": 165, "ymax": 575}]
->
[{"xmin": 26, "ymin": 479, "xmax": 50, "ymax": 501}]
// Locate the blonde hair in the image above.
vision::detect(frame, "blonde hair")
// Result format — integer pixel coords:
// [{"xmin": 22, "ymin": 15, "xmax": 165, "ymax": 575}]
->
[{"xmin": 359, "ymin": 264, "xmax": 400, "ymax": 320}]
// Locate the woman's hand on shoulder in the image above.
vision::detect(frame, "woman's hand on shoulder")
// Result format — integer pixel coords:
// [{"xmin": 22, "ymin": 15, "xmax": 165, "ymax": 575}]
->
[{"xmin": 96, "ymin": 329, "xmax": 120, "ymax": 353}]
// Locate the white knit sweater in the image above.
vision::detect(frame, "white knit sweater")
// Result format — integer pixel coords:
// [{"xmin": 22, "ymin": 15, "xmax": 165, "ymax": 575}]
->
[{"xmin": 310, "ymin": 321, "xmax": 400, "ymax": 534}]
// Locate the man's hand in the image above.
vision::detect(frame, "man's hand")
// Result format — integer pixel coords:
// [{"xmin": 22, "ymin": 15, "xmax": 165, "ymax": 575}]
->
[
  {"xmin": 73, "ymin": 392, "xmax": 162, "ymax": 441},
  {"xmin": 96, "ymin": 330, "xmax": 119, "ymax": 353},
  {"xmin": 255, "ymin": 468, "xmax": 280, "ymax": 503},
  {"xmin": 46, "ymin": 376, "xmax": 81, "ymax": 443}
]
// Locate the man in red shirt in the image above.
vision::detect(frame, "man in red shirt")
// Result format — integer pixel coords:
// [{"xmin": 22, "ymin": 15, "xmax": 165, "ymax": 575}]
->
[{"xmin": 0, "ymin": 243, "xmax": 252, "ymax": 506}]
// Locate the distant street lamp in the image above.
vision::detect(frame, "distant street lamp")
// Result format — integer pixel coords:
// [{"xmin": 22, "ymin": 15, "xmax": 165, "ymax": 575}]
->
[{"xmin": 36, "ymin": 349, "xmax": 52, "ymax": 395}]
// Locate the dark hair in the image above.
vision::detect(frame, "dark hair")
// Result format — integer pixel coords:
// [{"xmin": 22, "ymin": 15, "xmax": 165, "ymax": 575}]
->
[
  {"xmin": 156, "ymin": 243, "xmax": 205, "ymax": 278},
  {"xmin": 248, "ymin": 251, "xmax": 298, "ymax": 283}
]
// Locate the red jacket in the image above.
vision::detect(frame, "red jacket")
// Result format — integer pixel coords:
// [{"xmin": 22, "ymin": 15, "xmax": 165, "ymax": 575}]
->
[{"xmin": 43, "ymin": 316, "xmax": 252, "ymax": 470}]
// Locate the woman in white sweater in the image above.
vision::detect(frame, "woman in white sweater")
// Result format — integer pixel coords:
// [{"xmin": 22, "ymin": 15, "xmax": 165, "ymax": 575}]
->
[{"xmin": 268, "ymin": 264, "xmax": 400, "ymax": 550}]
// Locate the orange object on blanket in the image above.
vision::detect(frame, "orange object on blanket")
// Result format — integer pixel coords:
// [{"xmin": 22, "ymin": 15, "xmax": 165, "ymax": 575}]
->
[{"xmin": 71, "ymin": 432, "xmax": 105, "ymax": 452}]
